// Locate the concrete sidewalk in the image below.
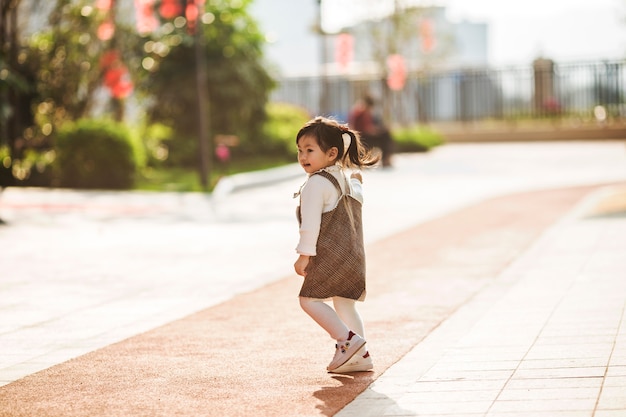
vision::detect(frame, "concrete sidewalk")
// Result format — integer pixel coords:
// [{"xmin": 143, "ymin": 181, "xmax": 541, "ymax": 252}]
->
[
  {"xmin": 1, "ymin": 142, "xmax": 625, "ymax": 416},
  {"xmin": 339, "ymin": 185, "xmax": 626, "ymax": 417},
  {"xmin": 1, "ymin": 183, "xmax": 620, "ymax": 417}
]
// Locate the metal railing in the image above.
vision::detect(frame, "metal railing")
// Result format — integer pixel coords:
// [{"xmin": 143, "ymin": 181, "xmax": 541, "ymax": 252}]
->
[{"xmin": 271, "ymin": 59, "xmax": 626, "ymax": 126}]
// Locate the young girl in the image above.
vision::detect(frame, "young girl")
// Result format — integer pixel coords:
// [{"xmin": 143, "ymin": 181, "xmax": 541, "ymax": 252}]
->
[{"xmin": 293, "ymin": 116, "xmax": 379, "ymax": 373}]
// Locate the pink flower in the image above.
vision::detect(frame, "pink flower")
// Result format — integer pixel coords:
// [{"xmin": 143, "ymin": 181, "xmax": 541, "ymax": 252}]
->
[
  {"xmin": 134, "ymin": 0, "xmax": 159, "ymax": 34},
  {"xmin": 159, "ymin": 0, "xmax": 182, "ymax": 19},
  {"xmin": 95, "ymin": 0, "xmax": 113, "ymax": 11},
  {"xmin": 97, "ymin": 19, "xmax": 115, "ymax": 41}
]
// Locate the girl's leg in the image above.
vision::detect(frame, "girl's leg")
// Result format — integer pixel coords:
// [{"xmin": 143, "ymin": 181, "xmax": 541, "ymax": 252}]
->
[
  {"xmin": 332, "ymin": 297, "xmax": 365, "ymax": 338},
  {"xmin": 299, "ymin": 297, "xmax": 349, "ymax": 340},
  {"xmin": 333, "ymin": 297, "xmax": 372, "ymax": 372},
  {"xmin": 300, "ymin": 296, "xmax": 367, "ymax": 371}
]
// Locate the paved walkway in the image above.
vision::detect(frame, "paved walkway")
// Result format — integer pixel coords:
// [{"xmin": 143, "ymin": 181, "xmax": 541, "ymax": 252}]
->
[
  {"xmin": 338, "ymin": 184, "xmax": 626, "ymax": 417},
  {"xmin": 0, "ymin": 141, "xmax": 625, "ymax": 416}
]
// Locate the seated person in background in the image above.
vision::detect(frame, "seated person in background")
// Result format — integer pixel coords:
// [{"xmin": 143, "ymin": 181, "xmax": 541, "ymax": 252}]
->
[{"xmin": 348, "ymin": 94, "xmax": 394, "ymax": 168}]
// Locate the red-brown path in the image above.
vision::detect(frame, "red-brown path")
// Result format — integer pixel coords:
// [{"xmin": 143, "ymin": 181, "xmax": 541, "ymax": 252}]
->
[{"xmin": 0, "ymin": 184, "xmax": 604, "ymax": 417}]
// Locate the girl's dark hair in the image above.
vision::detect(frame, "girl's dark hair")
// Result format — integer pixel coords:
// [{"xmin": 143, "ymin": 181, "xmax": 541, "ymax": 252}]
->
[{"xmin": 295, "ymin": 116, "xmax": 379, "ymax": 168}]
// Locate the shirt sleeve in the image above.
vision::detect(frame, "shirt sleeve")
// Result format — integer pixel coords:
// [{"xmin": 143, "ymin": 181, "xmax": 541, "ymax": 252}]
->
[{"xmin": 295, "ymin": 175, "xmax": 336, "ymax": 256}]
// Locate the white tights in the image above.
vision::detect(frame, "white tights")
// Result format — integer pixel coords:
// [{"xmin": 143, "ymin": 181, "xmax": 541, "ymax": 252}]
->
[{"xmin": 299, "ymin": 296, "xmax": 365, "ymax": 341}]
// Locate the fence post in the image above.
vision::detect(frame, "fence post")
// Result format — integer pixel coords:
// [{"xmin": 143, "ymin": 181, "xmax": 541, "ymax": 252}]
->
[{"xmin": 533, "ymin": 58, "xmax": 555, "ymax": 117}]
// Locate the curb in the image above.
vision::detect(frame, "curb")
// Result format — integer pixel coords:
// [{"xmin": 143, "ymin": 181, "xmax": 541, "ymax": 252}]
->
[{"xmin": 212, "ymin": 163, "xmax": 302, "ymax": 196}]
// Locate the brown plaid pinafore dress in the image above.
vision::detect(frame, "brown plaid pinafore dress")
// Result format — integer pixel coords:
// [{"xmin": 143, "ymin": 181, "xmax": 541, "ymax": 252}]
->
[{"xmin": 296, "ymin": 170, "xmax": 366, "ymax": 301}]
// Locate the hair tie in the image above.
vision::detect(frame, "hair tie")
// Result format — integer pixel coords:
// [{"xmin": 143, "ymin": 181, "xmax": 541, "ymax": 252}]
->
[{"xmin": 342, "ymin": 132, "xmax": 351, "ymax": 155}]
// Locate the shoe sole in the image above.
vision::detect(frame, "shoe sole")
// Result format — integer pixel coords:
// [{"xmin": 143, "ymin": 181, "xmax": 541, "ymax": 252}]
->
[
  {"xmin": 327, "ymin": 340, "xmax": 366, "ymax": 371},
  {"xmin": 329, "ymin": 361, "xmax": 373, "ymax": 374}
]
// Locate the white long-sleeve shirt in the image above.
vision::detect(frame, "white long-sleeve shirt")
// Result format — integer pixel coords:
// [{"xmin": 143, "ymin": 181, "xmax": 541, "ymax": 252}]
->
[{"xmin": 296, "ymin": 165, "xmax": 364, "ymax": 256}]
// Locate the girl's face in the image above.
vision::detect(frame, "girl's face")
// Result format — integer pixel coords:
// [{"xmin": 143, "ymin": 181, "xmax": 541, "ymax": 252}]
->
[{"xmin": 297, "ymin": 135, "xmax": 337, "ymax": 174}]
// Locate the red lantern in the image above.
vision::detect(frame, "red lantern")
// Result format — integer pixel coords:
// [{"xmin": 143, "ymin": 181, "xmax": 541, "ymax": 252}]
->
[
  {"xmin": 104, "ymin": 66, "xmax": 133, "ymax": 99},
  {"xmin": 95, "ymin": 0, "xmax": 113, "ymax": 11},
  {"xmin": 103, "ymin": 67, "xmax": 124, "ymax": 88},
  {"xmin": 188, "ymin": 0, "xmax": 206, "ymax": 33},
  {"xmin": 134, "ymin": 0, "xmax": 159, "ymax": 35},
  {"xmin": 111, "ymin": 79, "xmax": 134, "ymax": 99},
  {"xmin": 100, "ymin": 49, "xmax": 134, "ymax": 99},
  {"xmin": 419, "ymin": 18, "xmax": 435, "ymax": 54},
  {"xmin": 334, "ymin": 33, "xmax": 354, "ymax": 71},
  {"xmin": 159, "ymin": 0, "xmax": 182, "ymax": 19},
  {"xmin": 185, "ymin": 3, "xmax": 199, "ymax": 33},
  {"xmin": 97, "ymin": 19, "xmax": 115, "ymax": 41},
  {"xmin": 386, "ymin": 54, "xmax": 407, "ymax": 91}
]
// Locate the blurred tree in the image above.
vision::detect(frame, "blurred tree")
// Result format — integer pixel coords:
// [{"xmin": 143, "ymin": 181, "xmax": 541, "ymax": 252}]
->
[
  {"xmin": 1, "ymin": 0, "xmax": 142, "ymax": 187},
  {"xmin": 1, "ymin": 0, "xmax": 30, "ymax": 187},
  {"xmin": 136, "ymin": 0, "xmax": 275, "ymax": 170},
  {"xmin": 2, "ymin": 0, "xmax": 275, "ymax": 189},
  {"xmin": 24, "ymin": 1, "xmax": 123, "ymax": 138}
]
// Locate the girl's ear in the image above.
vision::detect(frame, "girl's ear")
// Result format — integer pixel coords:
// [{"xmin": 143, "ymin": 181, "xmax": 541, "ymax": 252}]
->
[{"xmin": 328, "ymin": 147, "xmax": 339, "ymax": 160}]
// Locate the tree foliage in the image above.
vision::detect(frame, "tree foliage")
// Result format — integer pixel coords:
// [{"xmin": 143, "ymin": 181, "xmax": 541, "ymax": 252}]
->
[
  {"xmin": 2, "ymin": 0, "xmax": 143, "ymax": 183},
  {"xmin": 137, "ymin": 0, "xmax": 275, "ymax": 166},
  {"xmin": 1, "ymin": 0, "xmax": 29, "ymax": 170},
  {"xmin": 3, "ymin": 0, "xmax": 276, "ymax": 186},
  {"xmin": 25, "ymin": 1, "xmax": 116, "ymax": 141},
  {"xmin": 55, "ymin": 118, "xmax": 138, "ymax": 189}
]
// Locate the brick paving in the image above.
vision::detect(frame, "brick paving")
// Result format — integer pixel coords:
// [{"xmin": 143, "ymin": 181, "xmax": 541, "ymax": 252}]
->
[{"xmin": 338, "ymin": 184, "xmax": 626, "ymax": 417}]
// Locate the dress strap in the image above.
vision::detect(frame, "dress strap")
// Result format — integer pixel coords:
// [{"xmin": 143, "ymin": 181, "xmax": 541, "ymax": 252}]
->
[{"xmin": 313, "ymin": 170, "xmax": 343, "ymax": 195}]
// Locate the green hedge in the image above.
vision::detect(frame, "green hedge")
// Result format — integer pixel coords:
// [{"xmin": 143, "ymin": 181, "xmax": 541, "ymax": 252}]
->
[
  {"xmin": 259, "ymin": 102, "xmax": 310, "ymax": 157},
  {"xmin": 392, "ymin": 125, "xmax": 444, "ymax": 152},
  {"xmin": 55, "ymin": 119, "xmax": 141, "ymax": 189},
  {"xmin": 260, "ymin": 104, "xmax": 444, "ymax": 156}
]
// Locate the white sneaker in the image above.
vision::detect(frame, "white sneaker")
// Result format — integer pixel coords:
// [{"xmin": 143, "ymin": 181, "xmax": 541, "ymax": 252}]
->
[
  {"xmin": 330, "ymin": 351, "xmax": 373, "ymax": 374},
  {"xmin": 327, "ymin": 331, "xmax": 366, "ymax": 371}
]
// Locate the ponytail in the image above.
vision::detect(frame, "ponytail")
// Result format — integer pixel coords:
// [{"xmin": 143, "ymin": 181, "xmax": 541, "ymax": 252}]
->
[{"xmin": 342, "ymin": 129, "xmax": 379, "ymax": 168}]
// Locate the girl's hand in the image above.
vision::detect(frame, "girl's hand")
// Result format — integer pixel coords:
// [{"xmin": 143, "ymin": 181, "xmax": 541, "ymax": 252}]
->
[
  {"xmin": 351, "ymin": 171, "xmax": 362, "ymax": 183},
  {"xmin": 294, "ymin": 255, "xmax": 310, "ymax": 276}
]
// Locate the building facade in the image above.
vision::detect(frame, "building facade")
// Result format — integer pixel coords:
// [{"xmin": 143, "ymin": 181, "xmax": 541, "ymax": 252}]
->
[{"xmin": 254, "ymin": 3, "xmax": 489, "ymax": 117}]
